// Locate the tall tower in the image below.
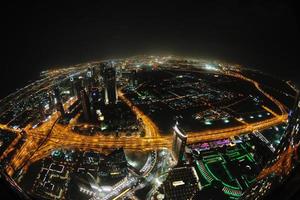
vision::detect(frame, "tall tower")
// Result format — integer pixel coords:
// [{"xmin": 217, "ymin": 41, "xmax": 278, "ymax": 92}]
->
[
  {"xmin": 74, "ymin": 79, "xmax": 83, "ymax": 100},
  {"xmin": 69, "ymin": 75, "xmax": 76, "ymax": 97},
  {"xmin": 80, "ymin": 89, "xmax": 91, "ymax": 121},
  {"xmin": 103, "ymin": 62, "xmax": 117, "ymax": 105},
  {"xmin": 172, "ymin": 123, "xmax": 187, "ymax": 165},
  {"xmin": 86, "ymin": 67, "xmax": 93, "ymax": 93},
  {"xmin": 48, "ymin": 91, "xmax": 55, "ymax": 111},
  {"xmin": 91, "ymin": 87, "xmax": 100, "ymax": 112},
  {"xmin": 53, "ymin": 87, "xmax": 65, "ymax": 116}
]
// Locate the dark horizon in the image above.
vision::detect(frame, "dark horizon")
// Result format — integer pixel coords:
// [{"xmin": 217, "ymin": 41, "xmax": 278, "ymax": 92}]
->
[{"xmin": 3, "ymin": 1, "xmax": 300, "ymax": 99}]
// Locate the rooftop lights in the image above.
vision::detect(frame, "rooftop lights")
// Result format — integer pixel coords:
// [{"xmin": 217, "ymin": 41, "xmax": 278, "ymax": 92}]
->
[
  {"xmin": 223, "ymin": 119, "xmax": 230, "ymax": 123},
  {"xmin": 204, "ymin": 120, "xmax": 212, "ymax": 125},
  {"xmin": 204, "ymin": 64, "xmax": 218, "ymax": 71}
]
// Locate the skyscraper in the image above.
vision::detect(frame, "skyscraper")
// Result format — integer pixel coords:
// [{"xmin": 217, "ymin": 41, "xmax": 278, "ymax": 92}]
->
[
  {"xmin": 80, "ymin": 89, "xmax": 91, "ymax": 121},
  {"xmin": 39, "ymin": 102, "xmax": 46, "ymax": 120},
  {"xmin": 69, "ymin": 75, "xmax": 76, "ymax": 97},
  {"xmin": 74, "ymin": 79, "xmax": 83, "ymax": 100},
  {"xmin": 48, "ymin": 91, "xmax": 55, "ymax": 111},
  {"xmin": 103, "ymin": 62, "xmax": 117, "ymax": 105},
  {"xmin": 91, "ymin": 87, "xmax": 100, "ymax": 113},
  {"xmin": 172, "ymin": 123, "xmax": 187, "ymax": 165},
  {"xmin": 53, "ymin": 87, "xmax": 65, "ymax": 116},
  {"xmin": 86, "ymin": 68, "xmax": 93, "ymax": 93}
]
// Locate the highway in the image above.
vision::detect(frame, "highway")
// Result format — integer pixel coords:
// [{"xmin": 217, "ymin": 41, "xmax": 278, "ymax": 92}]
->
[{"xmin": 0, "ymin": 68, "xmax": 289, "ymax": 178}]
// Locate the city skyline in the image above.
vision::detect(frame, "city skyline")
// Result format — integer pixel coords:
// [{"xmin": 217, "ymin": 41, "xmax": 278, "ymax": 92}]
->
[
  {"xmin": 2, "ymin": 1, "xmax": 300, "ymax": 99},
  {"xmin": 1, "ymin": 1, "xmax": 300, "ymax": 199},
  {"xmin": 0, "ymin": 55, "xmax": 299, "ymax": 199}
]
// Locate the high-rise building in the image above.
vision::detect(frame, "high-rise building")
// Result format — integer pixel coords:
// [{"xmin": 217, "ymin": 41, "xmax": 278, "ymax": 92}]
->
[
  {"xmin": 91, "ymin": 87, "xmax": 100, "ymax": 112},
  {"xmin": 80, "ymin": 89, "xmax": 91, "ymax": 121},
  {"xmin": 48, "ymin": 91, "xmax": 55, "ymax": 111},
  {"xmin": 53, "ymin": 87, "xmax": 65, "ymax": 116},
  {"xmin": 103, "ymin": 62, "xmax": 117, "ymax": 105},
  {"xmin": 74, "ymin": 80, "xmax": 83, "ymax": 100},
  {"xmin": 172, "ymin": 123, "xmax": 187, "ymax": 165},
  {"xmin": 69, "ymin": 76, "xmax": 76, "ymax": 97},
  {"xmin": 86, "ymin": 68, "xmax": 93, "ymax": 93},
  {"xmin": 99, "ymin": 62, "xmax": 106, "ymax": 76},
  {"xmin": 39, "ymin": 102, "xmax": 46, "ymax": 120}
]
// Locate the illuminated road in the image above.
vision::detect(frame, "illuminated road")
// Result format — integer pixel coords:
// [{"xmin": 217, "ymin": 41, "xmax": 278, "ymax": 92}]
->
[
  {"xmin": 0, "ymin": 124, "xmax": 22, "ymax": 134},
  {"xmin": 257, "ymin": 145, "xmax": 294, "ymax": 180},
  {"xmin": 187, "ymin": 114, "xmax": 286, "ymax": 142},
  {"xmin": 0, "ymin": 69, "xmax": 289, "ymax": 177},
  {"xmin": 118, "ymin": 90, "xmax": 160, "ymax": 138}
]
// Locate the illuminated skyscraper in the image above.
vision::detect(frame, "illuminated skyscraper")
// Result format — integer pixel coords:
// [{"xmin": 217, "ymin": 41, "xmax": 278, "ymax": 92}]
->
[
  {"xmin": 80, "ymin": 89, "xmax": 91, "ymax": 121},
  {"xmin": 69, "ymin": 75, "xmax": 76, "ymax": 97},
  {"xmin": 103, "ymin": 62, "xmax": 117, "ymax": 105},
  {"xmin": 48, "ymin": 91, "xmax": 55, "ymax": 111},
  {"xmin": 53, "ymin": 87, "xmax": 65, "ymax": 116},
  {"xmin": 39, "ymin": 102, "xmax": 46, "ymax": 120},
  {"xmin": 86, "ymin": 67, "xmax": 93, "ymax": 93},
  {"xmin": 91, "ymin": 87, "xmax": 100, "ymax": 112},
  {"xmin": 74, "ymin": 80, "xmax": 83, "ymax": 100},
  {"xmin": 172, "ymin": 123, "xmax": 187, "ymax": 165}
]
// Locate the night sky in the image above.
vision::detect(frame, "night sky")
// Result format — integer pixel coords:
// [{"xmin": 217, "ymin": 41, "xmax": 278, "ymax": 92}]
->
[{"xmin": 3, "ymin": 1, "xmax": 299, "ymax": 99}]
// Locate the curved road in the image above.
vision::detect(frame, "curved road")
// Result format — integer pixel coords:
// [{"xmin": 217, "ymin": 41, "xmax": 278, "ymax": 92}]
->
[{"xmin": 1, "ymin": 69, "xmax": 288, "ymax": 177}]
